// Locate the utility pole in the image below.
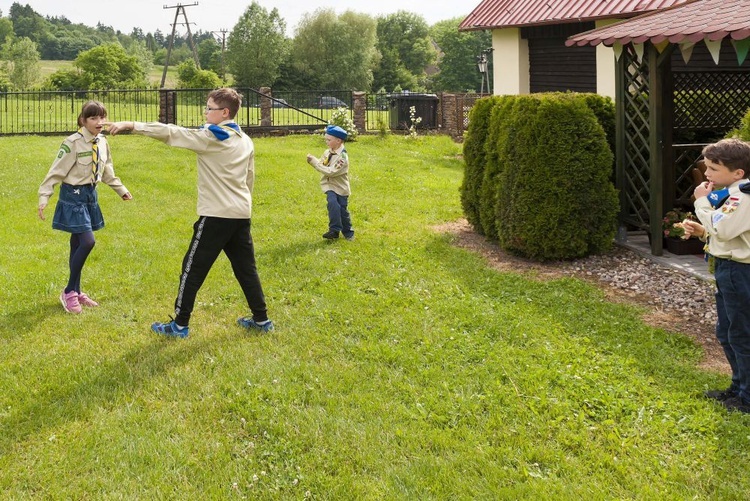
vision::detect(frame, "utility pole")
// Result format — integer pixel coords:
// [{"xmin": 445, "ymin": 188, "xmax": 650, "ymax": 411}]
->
[
  {"xmin": 211, "ymin": 29, "xmax": 228, "ymax": 82},
  {"xmin": 160, "ymin": 2, "xmax": 201, "ymax": 88}
]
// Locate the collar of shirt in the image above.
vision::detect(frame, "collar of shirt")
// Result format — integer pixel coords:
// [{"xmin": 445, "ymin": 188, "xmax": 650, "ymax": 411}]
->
[{"xmin": 77, "ymin": 127, "xmax": 100, "ymax": 143}]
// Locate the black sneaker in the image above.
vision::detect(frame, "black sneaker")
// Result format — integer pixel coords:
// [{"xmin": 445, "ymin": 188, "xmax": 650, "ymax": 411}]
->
[
  {"xmin": 322, "ymin": 230, "xmax": 340, "ymax": 240},
  {"xmin": 704, "ymin": 388, "xmax": 738, "ymax": 402},
  {"xmin": 723, "ymin": 396, "xmax": 750, "ymax": 414}
]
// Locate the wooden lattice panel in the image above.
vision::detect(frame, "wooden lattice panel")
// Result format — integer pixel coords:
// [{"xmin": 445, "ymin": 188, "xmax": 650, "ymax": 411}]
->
[
  {"xmin": 673, "ymin": 72, "xmax": 750, "ymax": 132},
  {"xmin": 621, "ymin": 50, "xmax": 651, "ymax": 229},
  {"xmin": 673, "ymin": 145, "xmax": 706, "ymax": 207}
]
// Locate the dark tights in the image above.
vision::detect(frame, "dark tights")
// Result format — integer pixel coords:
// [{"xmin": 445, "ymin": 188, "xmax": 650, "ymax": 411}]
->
[{"xmin": 65, "ymin": 231, "xmax": 95, "ymax": 293}]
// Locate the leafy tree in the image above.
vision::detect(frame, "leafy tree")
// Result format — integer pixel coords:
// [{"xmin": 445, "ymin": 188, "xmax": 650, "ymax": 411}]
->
[
  {"xmin": 431, "ymin": 19, "xmax": 492, "ymax": 92},
  {"xmin": 226, "ymin": 2, "xmax": 288, "ymax": 88},
  {"xmin": 0, "ymin": 17, "xmax": 13, "ymax": 46},
  {"xmin": 198, "ymin": 38, "xmax": 223, "ymax": 77},
  {"xmin": 130, "ymin": 27, "xmax": 145, "ymax": 42},
  {"xmin": 289, "ymin": 9, "xmax": 377, "ymax": 90},
  {"xmin": 153, "ymin": 45, "xmax": 193, "ymax": 66},
  {"xmin": 73, "ymin": 42, "xmax": 147, "ymax": 89},
  {"xmin": 373, "ymin": 11, "xmax": 436, "ymax": 92},
  {"xmin": 128, "ymin": 40, "xmax": 154, "ymax": 78},
  {"xmin": 176, "ymin": 59, "xmax": 221, "ymax": 89},
  {"xmin": 44, "ymin": 68, "xmax": 80, "ymax": 90},
  {"xmin": 153, "ymin": 29, "xmax": 165, "ymax": 48},
  {"xmin": 9, "ymin": 3, "xmax": 49, "ymax": 43},
  {"xmin": 1, "ymin": 35, "xmax": 40, "ymax": 89}
]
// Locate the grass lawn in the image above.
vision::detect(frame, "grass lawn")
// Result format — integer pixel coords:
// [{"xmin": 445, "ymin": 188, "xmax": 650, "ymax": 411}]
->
[{"xmin": 0, "ymin": 133, "xmax": 748, "ymax": 498}]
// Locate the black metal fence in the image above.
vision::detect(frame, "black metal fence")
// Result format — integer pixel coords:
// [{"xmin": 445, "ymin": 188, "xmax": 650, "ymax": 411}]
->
[
  {"xmin": 0, "ymin": 88, "xmax": 477, "ymax": 137},
  {"xmin": 0, "ymin": 88, "xmax": 369, "ymax": 135},
  {"xmin": 0, "ymin": 89, "xmax": 160, "ymax": 135}
]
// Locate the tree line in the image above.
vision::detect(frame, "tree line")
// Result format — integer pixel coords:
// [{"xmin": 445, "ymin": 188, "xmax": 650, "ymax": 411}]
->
[{"xmin": 0, "ymin": 2, "xmax": 491, "ymax": 93}]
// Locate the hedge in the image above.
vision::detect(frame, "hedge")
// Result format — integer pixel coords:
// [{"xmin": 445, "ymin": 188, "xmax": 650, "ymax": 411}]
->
[{"xmin": 461, "ymin": 92, "xmax": 619, "ymax": 261}]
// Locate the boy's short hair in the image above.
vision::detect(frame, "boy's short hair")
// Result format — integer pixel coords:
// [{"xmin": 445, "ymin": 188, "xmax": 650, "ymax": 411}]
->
[
  {"xmin": 702, "ymin": 138, "xmax": 750, "ymax": 175},
  {"xmin": 208, "ymin": 88, "xmax": 242, "ymax": 119},
  {"xmin": 78, "ymin": 100, "xmax": 107, "ymax": 127}
]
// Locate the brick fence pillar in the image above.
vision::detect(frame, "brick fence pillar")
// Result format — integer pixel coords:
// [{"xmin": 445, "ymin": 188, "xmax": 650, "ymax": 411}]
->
[
  {"xmin": 259, "ymin": 86, "xmax": 272, "ymax": 127},
  {"xmin": 440, "ymin": 93, "xmax": 458, "ymax": 138},
  {"xmin": 352, "ymin": 91, "xmax": 366, "ymax": 132},
  {"xmin": 159, "ymin": 89, "xmax": 176, "ymax": 124}
]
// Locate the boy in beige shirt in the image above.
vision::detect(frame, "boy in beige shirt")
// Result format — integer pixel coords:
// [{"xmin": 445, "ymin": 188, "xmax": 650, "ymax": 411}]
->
[
  {"xmin": 306, "ymin": 125, "xmax": 354, "ymax": 240},
  {"xmin": 107, "ymin": 88, "xmax": 273, "ymax": 337}
]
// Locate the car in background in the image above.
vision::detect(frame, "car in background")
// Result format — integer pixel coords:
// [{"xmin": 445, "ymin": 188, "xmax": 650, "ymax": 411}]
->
[{"xmin": 318, "ymin": 96, "xmax": 348, "ymax": 109}]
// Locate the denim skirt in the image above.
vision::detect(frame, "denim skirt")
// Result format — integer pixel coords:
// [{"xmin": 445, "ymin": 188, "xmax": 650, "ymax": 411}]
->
[{"xmin": 52, "ymin": 183, "xmax": 104, "ymax": 233}]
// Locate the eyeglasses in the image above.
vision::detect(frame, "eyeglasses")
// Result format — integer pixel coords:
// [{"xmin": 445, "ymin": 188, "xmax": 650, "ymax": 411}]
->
[{"xmin": 204, "ymin": 106, "xmax": 225, "ymax": 112}]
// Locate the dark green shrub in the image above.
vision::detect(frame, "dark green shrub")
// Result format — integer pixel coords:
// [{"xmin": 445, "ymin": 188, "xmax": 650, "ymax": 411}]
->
[
  {"xmin": 460, "ymin": 96, "xmax": 500, "ymax": 233},
  {"xmin": 728, "ymin": 106, "xmax": 750, "ymax": 140},
  {"xmin": 496, "ymin": 93, "xmax": 618, "ymax": 261},
  {"xmin": 479, "ymin": 95, "xmax": 536, "ymax": 241},
  {"xmin": 580, "ymin": 93, "xmax": 615, "ymax": 162}
]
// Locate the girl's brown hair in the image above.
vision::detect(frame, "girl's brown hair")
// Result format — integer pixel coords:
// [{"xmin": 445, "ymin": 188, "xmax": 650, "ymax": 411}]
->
[{"xmin": 77, "ymin": 101, "xmax": 108, "ymax": 127}]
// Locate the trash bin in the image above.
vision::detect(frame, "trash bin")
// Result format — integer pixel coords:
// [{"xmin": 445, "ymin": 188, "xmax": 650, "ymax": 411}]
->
[{"xmin": 389, "ymin": 93, "xmax": 438, "ymax": 129}]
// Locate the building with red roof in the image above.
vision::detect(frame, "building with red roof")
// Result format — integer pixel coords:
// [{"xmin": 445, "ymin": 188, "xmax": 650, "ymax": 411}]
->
[{"xmin": 459, "ymin": 0, "xmax": 688, "ymax": 96}]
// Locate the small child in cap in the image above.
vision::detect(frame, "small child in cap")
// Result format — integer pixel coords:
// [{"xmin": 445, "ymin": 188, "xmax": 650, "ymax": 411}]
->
[{"xmin": 306, "ymin": 125, "xmax": 354, "ymax": 240}]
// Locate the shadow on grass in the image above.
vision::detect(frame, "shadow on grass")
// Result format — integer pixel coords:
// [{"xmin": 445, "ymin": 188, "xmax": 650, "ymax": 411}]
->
[
  {"xmin": 0, "ymin": 336, "xmax": 214, "ymax": 454},
  {"xmin": 0, "ymin": 303, "xmax": 63, "ymax": 339}
]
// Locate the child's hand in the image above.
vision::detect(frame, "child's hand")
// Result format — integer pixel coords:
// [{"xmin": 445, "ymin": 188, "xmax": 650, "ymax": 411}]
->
[
  {"xmin": 306, "ymin": 154, "xmax": 315, "ymax": 164},
  {"xmin": 122, "ymin": 192, "xmax": 133, "ymax": 201},
  {"xmin": 38, "ymin": 203, "xmax": 46, "ymax": 221},
  {"xmin": 680, "ymin": 219, "xmax": 705, "ymax": 239},
  {"xmin": 104, "ymin": 122, "xmax": 133, "ymax": 135},
  {"xmin": 693, "ymin": 181, "xmax": 714, "ymax": 200}
]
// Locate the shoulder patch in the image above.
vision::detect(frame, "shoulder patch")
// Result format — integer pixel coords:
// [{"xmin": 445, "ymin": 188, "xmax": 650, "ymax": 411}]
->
[{"xmin": 60, "ymin": 143, "xmax": 70, "ymax": 153}]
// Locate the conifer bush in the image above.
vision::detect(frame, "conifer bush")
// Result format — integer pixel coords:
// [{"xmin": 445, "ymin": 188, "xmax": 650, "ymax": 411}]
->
[
  {"xmin": 478, "ymin": 95, "xmax": 536, "ymax": 241},
  {"xmin": 461, "ymin": 92, "xmax": 619, "ymax": 261},
  {"xmin": 496, "ymin": 93, "xmax": 618, "ymax": 260},
  {"xmin": 460, "ymin": 96, "xmax": 500, "ymax": 233}
]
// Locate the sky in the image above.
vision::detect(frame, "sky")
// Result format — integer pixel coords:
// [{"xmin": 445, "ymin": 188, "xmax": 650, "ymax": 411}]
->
[{"xmin": 0, "ymin": 1, "xmax": 473, "ymax": 36}]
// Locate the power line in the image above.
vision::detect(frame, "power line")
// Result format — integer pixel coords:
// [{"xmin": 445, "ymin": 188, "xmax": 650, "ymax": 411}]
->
[
  {"xmin": 211, "ymin": 29, "xmax": 228, "ymax": 82},
  {"xmin": 160, "ymin": 2, "xmax": 201, "ymax": 88}
]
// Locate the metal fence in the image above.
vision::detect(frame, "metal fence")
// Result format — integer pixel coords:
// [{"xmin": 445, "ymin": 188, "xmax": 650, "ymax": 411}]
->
[
  {"xmin": 0, "ymin": 88, "xmax": 476, "ymax": 137},
  {"xmin": 0, "ymin": 89, "xmax": 160, "ymax": 135},
  {"xmin": 0, "ymin": 88, "xmax": 360, "ymax": 135}
]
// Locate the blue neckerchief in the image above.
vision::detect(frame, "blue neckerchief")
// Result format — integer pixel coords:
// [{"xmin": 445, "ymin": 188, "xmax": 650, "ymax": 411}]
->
[
  {"xmin": 202, "ymin": 122, "xmax": 241, "ymax": 141},
  {"xmin": 707, "ymin": 187, "xmax": 731, "ymax": 208},
  {"xmin": 740, "ymin": 182, "xmax": 750, "ymax": 195}
]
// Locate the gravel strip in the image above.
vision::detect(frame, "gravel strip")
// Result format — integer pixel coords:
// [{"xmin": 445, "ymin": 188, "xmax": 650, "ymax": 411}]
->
[{"xmin": 555, "ymin": 247, "xmax": 717, "ymax": 325}]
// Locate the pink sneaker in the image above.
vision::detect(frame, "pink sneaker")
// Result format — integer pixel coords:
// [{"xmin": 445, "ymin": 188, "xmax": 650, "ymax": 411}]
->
[
  {"xmin": 78, "ymin": 292, "xmax": 99, "ymax": 307},
  {"xmin": 60, "ymin": 290, "xmax": 82, "ymax": 314}
]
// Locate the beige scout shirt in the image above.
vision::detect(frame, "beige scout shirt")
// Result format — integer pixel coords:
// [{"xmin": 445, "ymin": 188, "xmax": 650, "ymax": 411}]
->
[
  {"xmin": 308, "ymin": 145, "xmax": 350, "ymax": 196},
  {"xmin": 694, "ymin": 179, "xmax": 750, "ymax": 263},
  {"xmin": 133, "ymin": 121, "xmax": 255, "ymax": 219},
  {"xmin": 38, "ymin": 128, "xmax": 129, "ymax": 206}
]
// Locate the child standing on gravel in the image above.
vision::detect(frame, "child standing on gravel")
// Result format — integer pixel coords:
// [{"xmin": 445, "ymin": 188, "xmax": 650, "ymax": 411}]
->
[{"xmin": 682, "ymin": 138, "xmax": 750, "ymax": 414}]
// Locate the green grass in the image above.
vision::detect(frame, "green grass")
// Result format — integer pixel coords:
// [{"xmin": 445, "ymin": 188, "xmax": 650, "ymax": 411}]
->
[{"xmin": 0, "ymin": 134, "xmax": 747, "ymax": 498}]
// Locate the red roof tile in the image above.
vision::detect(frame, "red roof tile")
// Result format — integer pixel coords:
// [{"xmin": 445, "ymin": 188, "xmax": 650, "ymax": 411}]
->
[
  {"xmin": 459, "ymin": 0, "xmax": 688, "ymax": 31},
  {"xmin": 568, "ymin": 0, "xmax": 750, "ymax": 46}
]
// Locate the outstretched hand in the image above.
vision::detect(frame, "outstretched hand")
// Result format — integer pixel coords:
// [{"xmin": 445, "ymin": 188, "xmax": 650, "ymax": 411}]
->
[{"xmin": 104, "ymin": 121, "xmax": 134, "ymax": 135}]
